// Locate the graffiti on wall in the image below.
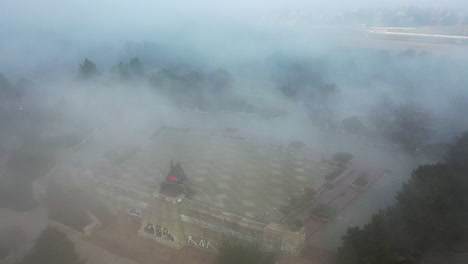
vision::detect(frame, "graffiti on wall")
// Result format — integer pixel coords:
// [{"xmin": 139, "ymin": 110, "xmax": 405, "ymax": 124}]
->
[
  {"xmin": 143, "ymin": 222, "xmax": 175, "ymax": 242},
  {"xmin": 129, "ymin": 208, "xmax": 142, "ymax": 218},
  {"xmin": 180, "ymin": 214, "xmax": 258, "ymax": 242},
  {"xmin": 187, "ymin": 235, "xmax": 218, "ymax": 251},
  {"xmin": 117, "ymin": 208, "xmax": 144, "ymax": 226},
  {"xmin": 281, "ymin": 242, "xmax": 300, "ymax": 255}
]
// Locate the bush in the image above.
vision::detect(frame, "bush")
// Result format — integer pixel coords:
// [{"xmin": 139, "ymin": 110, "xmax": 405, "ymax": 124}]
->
[
  {"xmin": 20, "ymin": 227, "xmax": 84, "ymax": 264},
  {"xmin": 353, "ymin": 173, "xmax": 369, "ymax": 188},
  {"xmin": 216, "ymin": 243, "xmax": 276, "ymax": 264},
  {"xmin": 46, "ymin": 183, "xmax": 90, "ymax": 231},
  {"xmin": 311, "ymin": 204, "xmax": 337, "ymax": 219},
  {"xmin": 280, "ymin": 188, "xmax": 316, "ymax": 215},
  {"xmin": 286, "ymin": 218, "xmax": 304, "ymax": 231},
  {"xmin": 342, "ymin": 116, "xmax": 366, "ymax": 134},
  {"xmin": 332, "ymin": 152, "xmax": 353, "ymax": 164},
  {"xmin": 325, "ymin": 165, "xmax": 347, "ymax": 181}
]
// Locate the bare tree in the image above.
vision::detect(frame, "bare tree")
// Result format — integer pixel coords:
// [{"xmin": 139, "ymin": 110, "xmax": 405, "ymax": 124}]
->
[
  {"xmin": 392, "ymin": 102, "xmax": 432, "ymax": 151},
  {"xmin": 448, "ymin": 95, "xmax": 468, "ymax": 134},
  {"xmin": 368, "ymin": 95, "xmax": 396, "ymax": 136},
  {"xmin": 305, "ymin": 83, "xmax": 339, "ymax": 126},
  {"xmin": 19, "ymin": 227, "xmax": 84, "ymax": 264},
  {"xmin": 0, "ymin": 225, "xmax": 28, "ymax": 261}
]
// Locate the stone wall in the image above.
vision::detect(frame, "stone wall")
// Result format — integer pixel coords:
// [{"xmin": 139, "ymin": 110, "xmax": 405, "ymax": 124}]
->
[
  {"xmin": 262, "ymin": 223, "xmax": 284, "ymax": 252},
  {"xmin": 138, "ymin": 197, "xmax": 186, "ymax": 249},
  {"xmin": 179, "ymin": 201, "xmax": 264, "ymax": 252},
  {"xmin": 93, "ymin": 179, "xmax": 305, "ymax": 255},
  {"xmin": 280, "ymin": 227, "xmax": 306, "ymax": 256}
]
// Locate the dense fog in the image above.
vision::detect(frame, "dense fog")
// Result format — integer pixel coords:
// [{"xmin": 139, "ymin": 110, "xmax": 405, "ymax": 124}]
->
[{"xmin": 1, "ymin": 0, "xmax": 468, "ymax": 263}]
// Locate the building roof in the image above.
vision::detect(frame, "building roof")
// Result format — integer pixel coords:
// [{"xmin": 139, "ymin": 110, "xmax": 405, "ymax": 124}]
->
[{"xmin": 52, "ymin": 127, "xmax": 336, "ymax": 222}]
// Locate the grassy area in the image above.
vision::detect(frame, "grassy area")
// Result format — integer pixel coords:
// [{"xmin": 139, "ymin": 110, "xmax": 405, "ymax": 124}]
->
[
  {"xmin": 44, "ymin": 134, "xmax": 83, "ymax": 149},
  {"xmin": 46, "ymin": 183, "xmax": 91, "ymax": 232},
  {"xmin": 280, "ymin": 188, "xmax": 317, "ymax": 215},
  {"xmin": 286, "ymin": 218, "xmax": 304, "ymax": 231},
  {"xmin": 325, "ymin": 165, "xmax": 347, "ymax": 182},
  {"xmin": 332, "ymin": 152, "xmax": 353, "ymax": 164},
  {"xmin": 352, "ymin": 173, "xmax": 369, "ymax": 189}
]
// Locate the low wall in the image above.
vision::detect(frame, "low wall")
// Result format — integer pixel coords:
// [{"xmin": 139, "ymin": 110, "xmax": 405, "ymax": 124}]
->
[{"xmin": 83, "ymin": 212, "xmax": 101, "ymax": 236}]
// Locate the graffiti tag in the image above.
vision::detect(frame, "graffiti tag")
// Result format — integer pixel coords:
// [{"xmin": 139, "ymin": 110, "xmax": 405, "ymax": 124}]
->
[
  {"xmin": 144, "ymin": 223, "xmax": 174, "ymax": 242},
  {"xmin": 129, "ymin": 208, "xmax": 142, "ymax": 218},
  {"xmin": 281, "ymin": 242, "xmax": 299, "ymax": 255},
  {"xmin": 187, "ymin": 235, "xmax": 218, "ymax": 251}
]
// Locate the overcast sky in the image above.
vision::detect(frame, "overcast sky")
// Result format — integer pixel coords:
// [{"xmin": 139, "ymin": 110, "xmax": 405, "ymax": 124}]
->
[
  {"xmin": 2, "ymin": 0, "xmax": 468, "ymax": 30},
  {"xmin": 2, "ymin": 0, "xmax": 467, "ymax": 40},
  {"xmin": 1, "ymin": 0, "xmax": 467, "ymax": 78}
]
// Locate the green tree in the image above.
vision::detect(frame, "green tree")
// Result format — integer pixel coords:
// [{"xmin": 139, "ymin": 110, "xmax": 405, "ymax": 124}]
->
[
  {"xmin": 78, "ymin": 58, "xmax": 98, "ymax": 80},
  {"xmin": 46, "ymin": 182, "xmax": 90, "ymax": 231},
  {"xmin": 209, "ymin": 68, "xmax": 231, "ymax": 94},
  {"xmin": 368, "ymin": 95, "xmax": 395, "ymax": 136},
  {"xmin": 0, "ymin": 73, "xmax": 12, "ymax": 99},
  {"xmin": 446, "ymin": 131, "xmax": 468, "ymax": 174},
  {"xmin": 394, "ymin": 133, "xmax": 468, "ymax": 253},
  {"xmin": 338, "ymin": 132, "xmax": 468, "ymax": 264},
  {"xmin": 392, "ymin": 102, "xmax": 432, "ymax": 151},
  {"xmin": 342, "ymin": 116, "xmax": 366, "ymax": 135},
  {"xmin": 332, "ymin": 152, "xmax": 354, "ymax": 164},
  {"xmin": 396, "ymin": 163, "xmax": 468, "ymax": 251},
  {"xmin": 20, "ymin": 227, "xmax": 84, "ymax": 264},
  {"xmin": 116, "ymin": 61, "xmax": 130, "ymax": 79},
  {"xmin": 129, "ymin": 57, "xmax": 144, "ymax": 76},
  {"xmin": 216, "ymin": 244, "xmax": 276, "ymax": 264},
  {"xmin": 338, "ymin": 211, "xmax": 397, "ymax": 264},
  {"xmin": 149, "ymin": 68, "xmax": 177, "ymax": 91},
  {"xmin": 0, "ymin": 73, "xmax": 10, "ymax": 91},
  {"xmin": 0, "ymin": 225, "xmax": 27, "ymax": 259}
]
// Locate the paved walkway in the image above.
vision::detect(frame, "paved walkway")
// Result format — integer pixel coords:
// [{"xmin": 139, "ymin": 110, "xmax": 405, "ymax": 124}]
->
[
  {"xmin": 49, "ymin": 221, "xmax": 139, "ymax": 264},
  {"xmin": 283, "ymin": 159, "xmax": 387, "ymax": 241}
]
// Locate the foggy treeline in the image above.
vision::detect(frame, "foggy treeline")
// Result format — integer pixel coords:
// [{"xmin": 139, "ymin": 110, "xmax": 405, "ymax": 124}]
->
[
  {"xmin": 1, "ymin": 0, "xmax": 468, "ymax": 263},
  {"xmin": 2, "ymin": 37, "xmax": 468, "ymax": 210},
  {"xmin": 2, "ymin": 21, "xmax": 468, "ymax": 203}
]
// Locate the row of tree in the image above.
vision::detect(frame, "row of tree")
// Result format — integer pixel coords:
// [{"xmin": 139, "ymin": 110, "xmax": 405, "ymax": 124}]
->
[
  {"xmin": 338, "ymin": 132, "xmax": 468, "ymax": 263},
  {"xmin": 275, "ymin": 57, "xmax": 436, "ymax": 151},
  {"xmin": 369, "ymin": 97, "xmax": 432, "ymax": 151},
  {"xmin": 12, "ymin": 228, "xmax": 279, "ymax": 264},
  {"xmin": 0, "ymin": 73, "xmax": 32, "ymax": 102},
  {"xmin": 78, "ymin": 58, "xmax": 239, "ymax": 111},
  {"xmin": 149, "ymin": 67, "xmax": 234, "ymax": 110},
  {"xmin": 78, "ymin": 57, "xmax": 144, "ymax": 81},
  {"xmin": 17, "ymin": 227, "xmax": 83, "ymax": 264},
  {"xmin": 275, "ymin": 60, "xmax": 339, "ymax": 125},
  {"xmin": 336, "ymin": 7, "xmax": 464, "ymax": 27}
]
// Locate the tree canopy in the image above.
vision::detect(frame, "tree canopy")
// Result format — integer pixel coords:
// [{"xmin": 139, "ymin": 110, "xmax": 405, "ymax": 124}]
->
[
  {"xmin": 215, "ymin": 244, "xmax": 276, "ymax": 264},
  {"xmin": 129, "ymin": 57, "xmax": 144, "ymax": 76},
  {"xmin": 392, "ymin": 102, "xmax": 432, "ymax": 151},
  {"xmin": 114, "ymin": 57, "xmax": 145, "ymax": 80},
  {"xmin": 19, "ymin": 227, "xmax": 84, "ymax": 264},
  {"xmin": 338, "ymin": 131, "xmax": 468, "ymax": 263},
  {"xmin": 78, "ymin": 58, "xmax": 98, "ymax": 80},
  {"xmin": 46, "ymin": 182, "xmax": 91, "ymax": 231},
  {"xmin": 338, "ymin": 211, "xmax": 396, "ymax": 264},
  {"xmin": 0, "ymin": 73, "xmax": 11, "ymax": 91},
  {"xmin": 149, "ymin": 67, "xmax": 233, "ymax": 110},
  {"xmin": 368, "ymin": 98, "xmax": 433, "ymax": 151}
]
